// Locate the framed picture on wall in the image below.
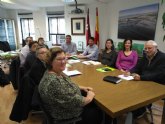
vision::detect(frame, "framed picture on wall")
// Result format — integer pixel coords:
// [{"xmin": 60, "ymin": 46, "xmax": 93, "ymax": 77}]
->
[
  {"xmin": 71, "ymin": 18, "xmax": 85, "ymax": 35},
  {"xmin": 118, "ymin": 3, "xmax": 159, "ymax": 40}
]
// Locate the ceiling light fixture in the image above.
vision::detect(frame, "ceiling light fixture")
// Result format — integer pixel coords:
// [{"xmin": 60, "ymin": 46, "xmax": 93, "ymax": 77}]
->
[
  {"xmin": 62, "ymin": 0, "xmax": 74, "ymax": 3},
  {"xmin": 0, "ymin": 0, "xmax": 14, "ymax": 4}
]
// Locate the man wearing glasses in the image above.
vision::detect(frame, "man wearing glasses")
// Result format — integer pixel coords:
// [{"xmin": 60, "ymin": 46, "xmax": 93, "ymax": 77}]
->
[{"xmin": 126, "ymin": 40, "xmax": 165, "ymax": 119}]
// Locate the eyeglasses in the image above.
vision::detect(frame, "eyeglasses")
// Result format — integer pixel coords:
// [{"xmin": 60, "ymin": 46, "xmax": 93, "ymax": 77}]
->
[
  {"xmin": 55, "ymin": 57, "xmax": 67, "ymax": 62},
  {"xmin": 38, "ymin": 51, "xmax": 47, "ymax": 54}
]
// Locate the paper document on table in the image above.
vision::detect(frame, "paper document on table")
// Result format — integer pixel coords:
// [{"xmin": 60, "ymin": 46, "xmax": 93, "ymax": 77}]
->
[
  {"xmin": 63, "ymin": 70, "xmax": 82, "ymax": 76},
  {"xmin": 82, "ymin": 61, "xmax": 101, "ymax": 65},
  {"xmin": 68, "ymin": 55, "xmax": 79, "ymax": 60},
  {"xmin": 118, "ymin": 74, "xmax": 134, "ymax": 80},
  {"xmin": 68, "ymin": 59, "xmax": 80, "ymax": 64}
]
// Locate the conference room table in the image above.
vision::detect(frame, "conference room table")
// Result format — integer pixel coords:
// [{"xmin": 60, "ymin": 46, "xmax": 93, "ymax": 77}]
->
[{"xmin": 69, "ymin": 62, "xmax": 165, "ymax": 124}]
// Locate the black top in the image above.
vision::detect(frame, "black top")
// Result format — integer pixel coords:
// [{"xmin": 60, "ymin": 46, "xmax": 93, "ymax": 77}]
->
[
  {"xmin": 100, "ymin": 50, "xmax": 117, "ymax": 68},
  {"xmin": 131, "ymin": 50, "xmax": 165, "ymax": 84},
  {"xmin": 23, "ymin": 51, "xmax": 37, "ymax": 72},
  {"xmin": 0, "ymin": 68, "xmax": 9, "ymax": 87},
  {"xmin": 28, "ymin": 58, "xmax": 47, "ymax": 85}
]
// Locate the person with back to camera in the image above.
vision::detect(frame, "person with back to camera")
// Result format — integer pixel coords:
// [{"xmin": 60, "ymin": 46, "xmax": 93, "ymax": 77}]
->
[
  {"xmin": 38, "ymin": 47, "xmax": 102, "ymax": 124},
  {"xmin": 116, "ymin": 38, "xmax": 138, "ymax": 72},
  {"xmin": 100, "ymin": 39, "xmax": 117, "ymax": 68},
  {"xmin": 77, "ymin": 37, "xmax": 99, "ymax": 61}
]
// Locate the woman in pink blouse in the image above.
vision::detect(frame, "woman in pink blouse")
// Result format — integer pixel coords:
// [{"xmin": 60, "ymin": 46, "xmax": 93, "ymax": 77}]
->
[{"xmin": 116, "ymin": 38, "xmax": 138, "ymax": 72}]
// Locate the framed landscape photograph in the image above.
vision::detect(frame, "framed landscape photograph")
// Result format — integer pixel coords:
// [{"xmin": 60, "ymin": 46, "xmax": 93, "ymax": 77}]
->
[
  {"xmin": 71, "ymin": 18, "xmax": 85, "ymax": 35},
  {"xmin": 118, "ymin": 3, "xmax": 159, "ymax": 40}
]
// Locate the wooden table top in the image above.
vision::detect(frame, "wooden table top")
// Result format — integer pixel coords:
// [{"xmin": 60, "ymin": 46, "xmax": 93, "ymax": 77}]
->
[{"xmin": 70, "ymin": 62, "xmax": 165, "ymax": 118}]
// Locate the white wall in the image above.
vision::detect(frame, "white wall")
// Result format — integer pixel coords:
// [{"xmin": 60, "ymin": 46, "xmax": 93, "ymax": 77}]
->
[
  {"xmin": 1, "ymin": 0, "xmax": 165, "ymax": 51},
  {"xmin": 33, "ymin": 8, "xmax": 48, "ymax": 41},
  {"xmin": 0, "ymin": 7, "xmax": 7, "ymax": 18},
  {"xmin": 107, "ymin": 0, "xmax": 165, "ymax": 51},
  {"xmin": 65, "ymin": 2, "xmax": 109, "ymax": 50}
]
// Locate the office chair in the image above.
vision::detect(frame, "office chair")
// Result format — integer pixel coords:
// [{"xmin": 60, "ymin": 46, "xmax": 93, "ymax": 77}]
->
[{"xmin": 146, "ymin": 104, "xmax": 154, "ymax": 124}]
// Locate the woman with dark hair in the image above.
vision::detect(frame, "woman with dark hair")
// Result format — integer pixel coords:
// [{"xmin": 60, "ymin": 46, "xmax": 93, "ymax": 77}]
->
[
  {"xmin": 38, "ymin": 47, "xmax": 102, "ymax": 124},
  {"xmin": 100, "ymin": 39, "xmax": 117, "ymax": 67},
  {"xmin": 116, "ymin": 38, "xmax": 138, "ymax": 72}
]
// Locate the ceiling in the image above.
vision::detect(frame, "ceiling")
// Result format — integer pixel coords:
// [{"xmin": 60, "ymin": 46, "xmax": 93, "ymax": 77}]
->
[{"xmin": 0, "ymin": 0, "xmax": 110, "ymax": 11}]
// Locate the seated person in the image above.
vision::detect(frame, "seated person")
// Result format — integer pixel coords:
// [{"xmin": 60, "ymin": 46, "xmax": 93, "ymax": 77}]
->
[
  {"xmin": 38, "ymin": 47, "xmax": 102, "ymax": 124},
  {"xmin": 37, "ymin": 37, "xmax": 48, "ymax": 49},
  {"xmin": 61, "ymin": 35, "xmax": 77, "ymax": 57},
  {"xmin": 23, "ymin": 41, "xmax": 38, "ymax": 72},
  {"xmin": 77, "ymin": 37, "xmax": 98, "ymax": 61},
  {"xmin": 127, "ymin": 40, "xmax": 165, "ymax": 84},
  {"xmin": 19, "ymin": 36, "xmax": 33, "ymax": 66},
  {"xmin": 100, "ymin": 39, "xmax": 117, "ymax": 68},
  {"xmin": 125, "ymin": 40, "xmax": 165, "ymax": 119},
  {"xmin": 28, "ymin": 46, "xmax": 49, "ymax": 85},
  {"xmin": 116, "ymin": 38, "xmax": 138, "ymax": 72}
]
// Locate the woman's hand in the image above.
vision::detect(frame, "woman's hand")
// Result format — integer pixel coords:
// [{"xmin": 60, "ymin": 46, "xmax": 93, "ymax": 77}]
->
[
  {"xmin": 80, "ymin": 86, "xmax": 93, "ymax": 92},
  {"xmin": 123, "ymin": 71, "xmax": 130, "ymax": 77},
  {"xmin": 82, "ymin": 90, "xmax": 95, "ymax": 106}
]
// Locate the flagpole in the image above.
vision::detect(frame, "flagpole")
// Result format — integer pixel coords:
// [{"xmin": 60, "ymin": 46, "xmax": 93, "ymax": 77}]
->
[
  {"xmin": 86, "ymin": 8, "xmax": 91, "ymax": 46},
  {"xmin": 94, "ymin": 7, "xmax": 99, "ymax": 47}
]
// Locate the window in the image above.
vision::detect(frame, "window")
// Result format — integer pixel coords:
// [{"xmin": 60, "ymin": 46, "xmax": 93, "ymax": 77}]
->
[
  {"xmin": 20, "ymin": 18, "xmax": 35, "ymax": 41},
  {"xmin": 48, "ymin": 17, "xmax": 65, "ymax": 45}
]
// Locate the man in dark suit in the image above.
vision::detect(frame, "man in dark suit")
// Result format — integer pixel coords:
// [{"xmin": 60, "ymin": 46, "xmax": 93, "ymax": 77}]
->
[
  {"xmin": 23, "ymin": 41, "xmax": 38, "ymax": 72},
  {"xmin": 9, "ymin": 46, "xmax": 49, "ymax": 123},
  {"xmin": 130, "ymin": 40, "xmax": 165, "ymax": 84},
  {"xmin": 126, "ymin": 40, "xmax": 165, "ymax": 119},
  {"xmin": 28, "ymin": 45, "xmax": 49, "ymax": 85}
]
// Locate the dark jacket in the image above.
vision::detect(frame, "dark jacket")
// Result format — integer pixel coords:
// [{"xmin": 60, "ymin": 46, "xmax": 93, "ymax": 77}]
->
[
  {"xmin": 9, "ymin": 58, "xmax": 47, "ymax": 122},
  {"xmin": 0, "ymin": 68, "xmax": 9, "ymax": 87},
  {"xmin": 131, "ymin": 50, "xmax": 165, "ymax": 84},
  {"xmin": 9, "ymin": 57, "xmax": 20, "ymax": 89},
  {"xmin": 9, "ymin": 73, "xmax": 35, "ymax": 122},
  {"xmin": 28, "ymin": 58, "xmax": 47, "ymax": 85},
  {"xmin": 23, "ymin": 51, "xmax": 37, "ymax": 72}
]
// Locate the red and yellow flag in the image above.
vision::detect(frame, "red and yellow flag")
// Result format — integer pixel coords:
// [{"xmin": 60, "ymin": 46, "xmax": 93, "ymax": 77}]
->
[
  {"xmin": 86, "ymin": 8, "xmax": 91, "ymax": 46},
  {"xmin": 94, "ymin": 7, "xmax": 99, "ymax": 46}
]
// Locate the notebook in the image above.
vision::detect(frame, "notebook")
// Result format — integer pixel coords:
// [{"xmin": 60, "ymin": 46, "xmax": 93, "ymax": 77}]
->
[{"xmin": 103, "ymin": 76, "xmax": 122, "ymax": 84}]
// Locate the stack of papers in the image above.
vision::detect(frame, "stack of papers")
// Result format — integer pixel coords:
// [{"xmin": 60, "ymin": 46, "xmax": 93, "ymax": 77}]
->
[
  {"xmin": 68, "ymin": 55, "xmax": 79, "ymax": 60},
  {"xmin": 118, "ymin": 74, "xmax": 134, "ymax": 80},
  {"xmin": 82, "ymin": 61, "xmax": 101, "ymax": 65},
  {"xmin": 68, "ymin": 59, "xmax": 80, "ymax": 64},
  {"xmin": 63, "ymin": 70, "xmax": 82, "ymax": 76}
]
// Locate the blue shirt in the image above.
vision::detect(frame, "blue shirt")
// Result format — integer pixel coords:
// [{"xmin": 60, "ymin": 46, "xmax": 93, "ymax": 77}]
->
[
  {"xmin": 82, "ymin": 44, "xmax": 98, "ymax": 60},
  {"xmin": 61, "ymin": 42, "xmax": 77, "ymax": 55}
]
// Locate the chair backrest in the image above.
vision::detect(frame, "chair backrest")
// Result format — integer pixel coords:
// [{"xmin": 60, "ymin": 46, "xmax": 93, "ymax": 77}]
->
[
  {"xmin": 132, "ymin": 43, "xmax": 144, "ymax": 57},
  {"xmin": 0, "ymin": 41, "xmax": 11, "ymax": 52},
  {"xmin": 116, "ymin": 42, "xmax": 123, "ymax": 51}
]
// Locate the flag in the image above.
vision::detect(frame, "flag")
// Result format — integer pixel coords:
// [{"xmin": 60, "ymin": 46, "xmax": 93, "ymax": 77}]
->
[
  {"xmin": 94, "ymin": 7, "xmax": 99, "ymax": 46},
  {"xmin": 86, "ymin": 8, "xmax": 91, "ymax": 46}
]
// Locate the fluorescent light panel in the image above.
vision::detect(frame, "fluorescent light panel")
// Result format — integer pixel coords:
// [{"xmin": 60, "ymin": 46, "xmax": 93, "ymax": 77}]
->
[
  {"xmin": 62, "ymin": 0, "xmax": 74, "ymax": 3},
  {"xmin": 1, "ymin": 0, "xmax": 14, "ymax": 4}
]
